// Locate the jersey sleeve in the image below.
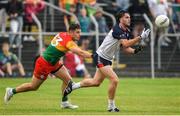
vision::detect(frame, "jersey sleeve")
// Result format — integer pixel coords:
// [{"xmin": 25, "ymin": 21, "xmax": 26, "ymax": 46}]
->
[
  {"xmin": 112, "ymin": 25, "xmax": 126, "ymax": 40},
  {"xmin": 66, "ymin": 41, "xmax": 78, "ymax": 50}
]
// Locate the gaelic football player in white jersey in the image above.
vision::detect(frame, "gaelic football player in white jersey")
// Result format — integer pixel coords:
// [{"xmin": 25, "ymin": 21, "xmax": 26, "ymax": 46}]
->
[{"xmin": 64, "ymin": 10, "xmax": 151, "ymax": 112}]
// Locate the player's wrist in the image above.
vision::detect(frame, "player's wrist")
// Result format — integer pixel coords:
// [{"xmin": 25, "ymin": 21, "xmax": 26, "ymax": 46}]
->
[
  {"xmin": 134, "ymin": 48, "xmax": 139, "ymax": 54},
  {"xmin": 139, "ymin": 35, "xmax": 143, "ymax": 40}
]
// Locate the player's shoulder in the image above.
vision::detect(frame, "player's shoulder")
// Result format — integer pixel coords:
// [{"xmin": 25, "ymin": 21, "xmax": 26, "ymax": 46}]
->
[
  {"xmin": 112, "ymin": 24, "xmax": 124, "ymax": 35},
  {"xmin": 113, "ymin": 24, "xmax": 131, "ymax": 33},
  {"xmin": 59, "ymin": 32, "xmax": 72, "ymax": 41}
]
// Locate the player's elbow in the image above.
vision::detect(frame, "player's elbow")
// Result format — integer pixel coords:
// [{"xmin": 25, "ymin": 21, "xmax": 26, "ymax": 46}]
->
[{"xmin": 120, "ymin": 40, "xmax": 130, "ymax": 48}]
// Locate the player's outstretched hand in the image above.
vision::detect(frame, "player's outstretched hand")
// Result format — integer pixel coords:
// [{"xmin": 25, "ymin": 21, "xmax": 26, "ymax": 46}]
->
[{"xmin": 140, "ymin": 28, "xmax": 151, "ymax": 41}]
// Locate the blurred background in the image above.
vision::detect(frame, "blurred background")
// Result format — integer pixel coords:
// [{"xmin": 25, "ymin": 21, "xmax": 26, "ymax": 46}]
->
[{"xmin": 0, "ymin": 0, "xmax": 180, "ymax": 78}]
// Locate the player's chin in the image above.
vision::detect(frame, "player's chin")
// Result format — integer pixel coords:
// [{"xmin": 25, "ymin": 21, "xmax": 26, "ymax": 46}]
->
[
  {"xmin": 75, "ymin": 38, "xmax": 80, "ymax": 41},
  {"xmin": 77, "ymin": 37, "xmax": 81, "ymax": 40},
  {"xmin": 127, "ymin": 23, "xmax": 130, "ymax": 27}
]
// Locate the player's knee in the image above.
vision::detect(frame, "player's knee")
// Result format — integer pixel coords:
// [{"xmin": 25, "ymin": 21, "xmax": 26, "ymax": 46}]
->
[{"xmin": 111, "ymin": 77, "xmax": 119, "ymax": 85}]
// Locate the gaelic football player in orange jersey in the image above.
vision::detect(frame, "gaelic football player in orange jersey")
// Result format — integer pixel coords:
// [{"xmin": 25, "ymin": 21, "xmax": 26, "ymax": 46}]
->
[{"xmin": 4, "ymin": 24, "xmax": 92, "ymax": 109}]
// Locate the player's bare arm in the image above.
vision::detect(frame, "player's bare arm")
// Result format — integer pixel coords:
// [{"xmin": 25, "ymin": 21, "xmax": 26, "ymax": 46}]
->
[
  {"xmin": 122, "ymin": 47, "xmax": 135, "ymax": 54},
  {"xmin": 122, "ymin": 46, "xmax": 143, "ymax": 54},
  {"xmin": 120, "ymin": 37, "xmax": 141, "ymax": 48},
  {"xmin": 120, "ymin": 28, "xmax": 150, "ymax": 48},
  {"xmin": 70, "ymin": 47, "xmax": 92, "ymax": 58}
]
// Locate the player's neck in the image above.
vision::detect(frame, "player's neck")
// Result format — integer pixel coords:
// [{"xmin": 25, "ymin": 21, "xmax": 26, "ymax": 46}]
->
[
  {"xmin": 67, "ymin": 32, "xmax": 74, "ymax": 40},
  {"xmin": 119, "ymin": 23, "xmax": 127, "ymax": 31}
]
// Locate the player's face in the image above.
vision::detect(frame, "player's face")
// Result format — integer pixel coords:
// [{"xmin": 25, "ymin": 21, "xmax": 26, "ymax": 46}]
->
[
  {"xmin": 72, "ymin": 29, "xmax": 81, "ymax": 41},
  {"xmin": 121, "ymin": 13, "xmax": 131, "ymax": 27}
]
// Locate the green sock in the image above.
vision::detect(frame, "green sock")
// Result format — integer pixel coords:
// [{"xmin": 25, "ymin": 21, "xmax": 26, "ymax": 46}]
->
[
  {"xmin": 62, "ymin": 96, "xmax": 68, "ymax": 102},
  {"xmin": 12, "ymin": 88, "xmax": 16, "ymax": 94}
]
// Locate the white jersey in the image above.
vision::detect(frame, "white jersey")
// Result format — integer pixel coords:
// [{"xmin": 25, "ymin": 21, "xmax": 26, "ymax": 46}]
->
[
  {"xmin": 96, "ymin": 24, "xmax": 131, "ymax": 61},
  {"xmin": 96, "ymin": 30, "xmax": 120, "ymax": 61}
]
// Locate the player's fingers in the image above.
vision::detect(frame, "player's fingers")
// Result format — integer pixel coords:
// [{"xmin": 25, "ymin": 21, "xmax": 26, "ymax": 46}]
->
[
  {"xmin": 146, "ymin": 29, "xmax": 151, "ymax": 33},
  {"xmin": 142, "ymin": 28, "xmax": 145, "ymax": 32}
]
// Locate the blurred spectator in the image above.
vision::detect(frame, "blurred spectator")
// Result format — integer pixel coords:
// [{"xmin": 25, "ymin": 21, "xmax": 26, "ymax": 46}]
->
[
  {"xmin": 0, "ymin": 68, "xmax": 5, "ymax": 77},
  {"xmin": 0, "ymin": 0, "xmax": 8, "ymax": 34},
  {"xmin": 171, "ymin": 0, "xmax": 180, "ymax": 32},
  {"xmin": 64, "ymin": 4, "xmax": 77, "ymax": 31},
  {"xmin": 59, "ymin": 0, "xmax": 78, "ymax": 11},
  {"xmin": 148, "ymin": 0, "xmax": 170, "ymax": 19},
  {"xmin": 23, "ymin": 0, "xmax": 45, "ymax": 41},
  {"xmin": 80, "ymin": 0, "xmax": 96, "ymax": 5},
  {"xmin": 0, "ymin": 41, "xmax": 25, "ymax": 77},
  {"xmin": 148, "ymin": 0, "xmax": 171, "ymax": 46},
  {"xmin": 64, "ymin": 51, "xmax": 77, "ymax": 77},
  {"xmin": 74, "ymin": 54, "xmax": 91, "ymax": 78},
  {"xmin": 64, "ymin": 39, "xmax": 91, "ymax": 78},
  {"xmin": 115, "ymin": 0, "xmax": 130, "ymax": 11},
  {"xmin": 7, "ymin": 0, "xmax": 23, "ymax": 48},
  {"xmin": 77, "ymin": 38, "xmax": 92, "ymax": 78},
  {"xmin": 85, "ymin": 0, "xmax": 97, "ymax": 16},
  {"xmin": 129, "ymin": 0, "xmax": 150, "ymax": 46},
  {"xmin": 93, "ymin": 8, "xmax": 109, "ymax": 33},
  {"xmin": 78, "ymin": 7, "xmax": 91, "ymax": 46},
  {"xmin": 100, "ymin": 0, "xmax": 130, "ymax": 12},
  {"xmin": 89, "ymin": 7, "xmax": 109, "ymax": 49},
  {"xmin": 78, "ymin": 8, "xmax": 91, "ymax": 33}
]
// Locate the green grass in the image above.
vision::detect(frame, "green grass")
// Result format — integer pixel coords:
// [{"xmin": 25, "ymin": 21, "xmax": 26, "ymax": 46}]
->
[{"xmin": 0, "ymin": 78, "xmax": 180, "ymax": 115}]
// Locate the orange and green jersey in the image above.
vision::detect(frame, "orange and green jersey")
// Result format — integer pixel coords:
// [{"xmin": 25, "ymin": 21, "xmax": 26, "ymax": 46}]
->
[{"xmin": 42, "ymin": 32, "xmax": 78, "ymax": 65}]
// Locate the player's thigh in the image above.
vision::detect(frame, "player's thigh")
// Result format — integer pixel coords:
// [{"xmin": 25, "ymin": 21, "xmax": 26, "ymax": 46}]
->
[
  {"xmin": 99, "ymin": 66, "xmax": 119, "ymax": 80},
  {"xmin": 93, "ymin": 69, "xmax": 106, "ymax": 84},
  {"xmin": 54, "ymin": 65, "xmax": 72, "ymax": 84}
]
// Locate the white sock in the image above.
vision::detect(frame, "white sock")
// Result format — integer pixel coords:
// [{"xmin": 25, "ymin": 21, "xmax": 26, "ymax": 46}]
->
[
  {"xmin": 61, "ymin": 101, "xmax": 69, "ymax": 105},
  {"xmin": 62, "ymin": 101, "xmax": 69, "ymax": 104},
  {"xmin": 108, "ymin": 99, "xmax": 115, "ymax": 108},
  {"xmin": 10, "ymin": 88, "xmax": 14, "ymax": 95},
  {"xmin": 72, "ymin": 82, "xmax": 81, "ymax": 90}
]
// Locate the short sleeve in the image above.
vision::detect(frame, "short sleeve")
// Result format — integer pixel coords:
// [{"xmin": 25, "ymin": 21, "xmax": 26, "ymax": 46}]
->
[
  {"xmin": 112, "ymin": 25, "xmax": 127, "ymax": 40},
  {"xmin": 66, "ymin": 41, "xmax": 78, "ymax": 50}
]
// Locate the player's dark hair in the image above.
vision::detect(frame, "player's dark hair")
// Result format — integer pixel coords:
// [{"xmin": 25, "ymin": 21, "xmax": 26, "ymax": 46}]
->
[
  {"xmin": 69, "ymin": 23, "xmax": 81, "ymax": 31},
  {"xmin": 116, "ymin": 10, "xmax": 129, "ymax": 22}
]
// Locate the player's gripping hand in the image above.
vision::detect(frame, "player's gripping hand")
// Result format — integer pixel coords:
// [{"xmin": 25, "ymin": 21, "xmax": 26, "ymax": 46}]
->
[
  {"xmin": 134, "ymin": 46, "xmax": 143, "ymax": 54},
  {"xmin": 140, "ymin": 28, "xmax": 151, "ymax": 41}
]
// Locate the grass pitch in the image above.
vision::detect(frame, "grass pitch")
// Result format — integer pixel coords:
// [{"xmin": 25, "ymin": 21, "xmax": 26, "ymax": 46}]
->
[{"xmin": 0, "ymin": 78, "xmax": 180, "ymax": 115}]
